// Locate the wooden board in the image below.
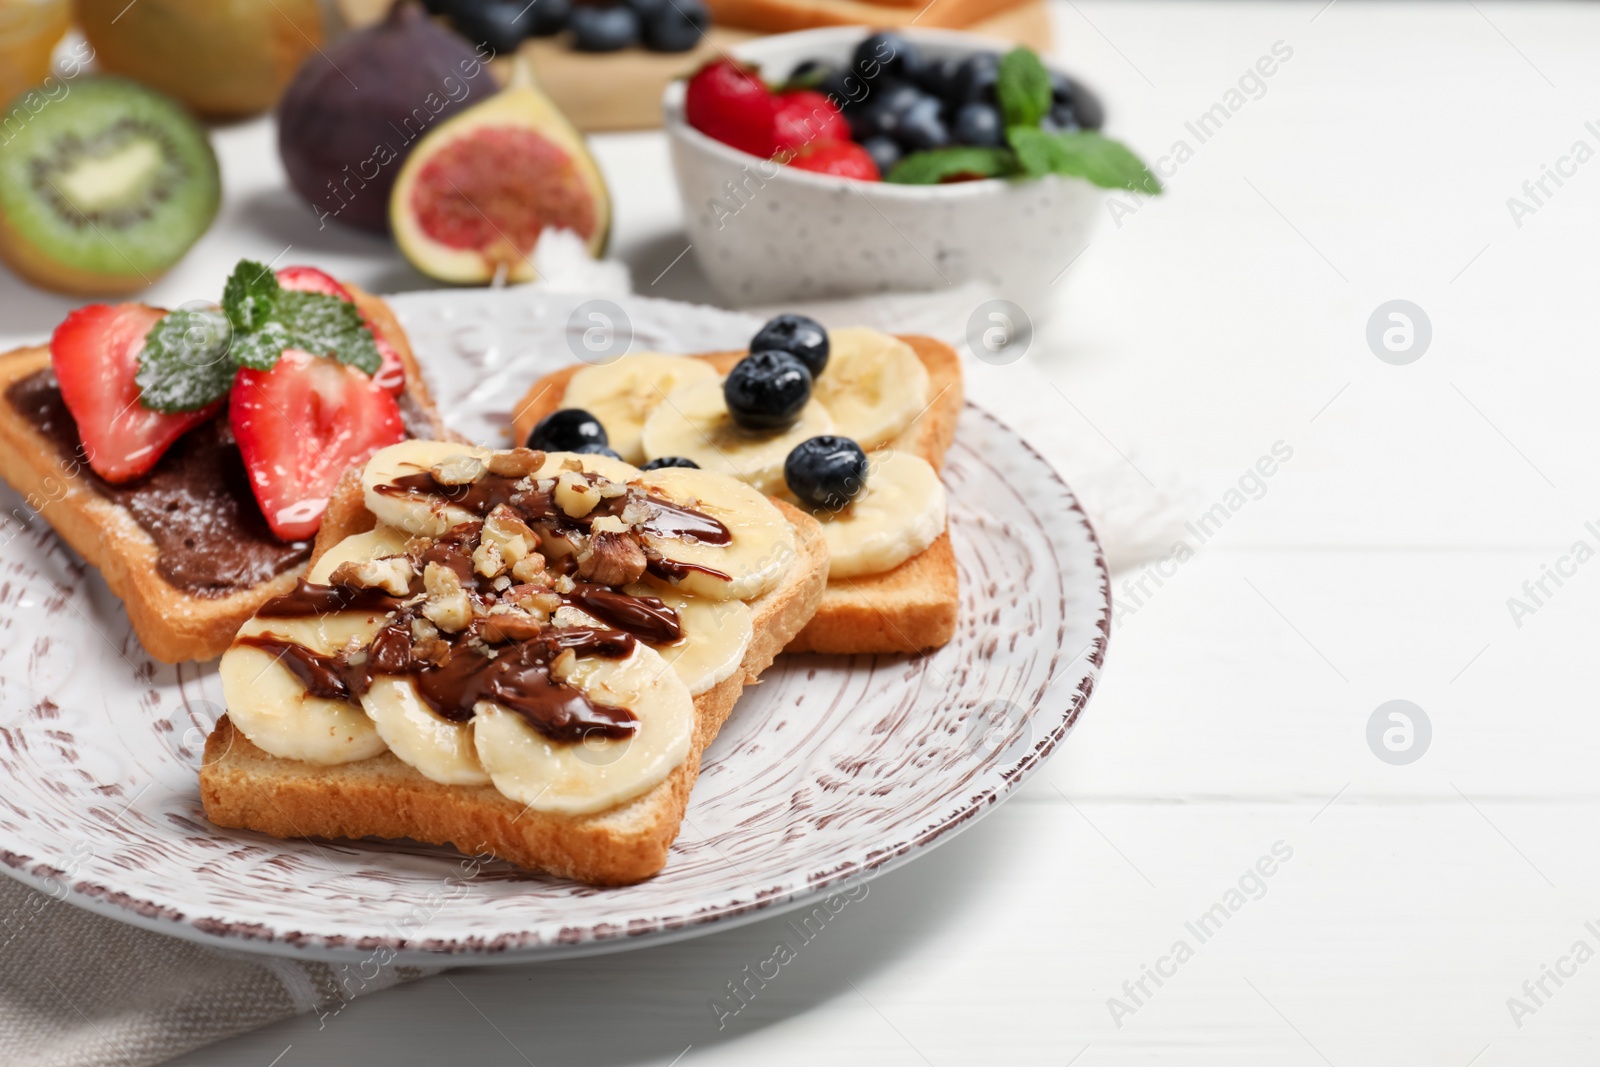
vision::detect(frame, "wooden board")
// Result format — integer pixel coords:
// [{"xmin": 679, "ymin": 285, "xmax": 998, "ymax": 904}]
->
[{"xmin": 336, "ymin": 0, "xmax": 1051, "ymax": 134}]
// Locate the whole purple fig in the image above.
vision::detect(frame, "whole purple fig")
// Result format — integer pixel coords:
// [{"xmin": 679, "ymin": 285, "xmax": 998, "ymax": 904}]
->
[{"xmin": 276, "ymin": 2, "xmax": 500, "ymax": 233}]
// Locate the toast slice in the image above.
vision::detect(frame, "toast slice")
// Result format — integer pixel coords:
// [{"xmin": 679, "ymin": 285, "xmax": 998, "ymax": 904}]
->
[
  {"xmin": 0, "ymin": 286, "xmax": 448, "ymax": 663},
  {"xmin": 199, "ymin": 471, "xmax": 829, "ymax": 885},
  {"xmin": 511, "ymin": 334, "xmax": 962, "ymax": 654}
]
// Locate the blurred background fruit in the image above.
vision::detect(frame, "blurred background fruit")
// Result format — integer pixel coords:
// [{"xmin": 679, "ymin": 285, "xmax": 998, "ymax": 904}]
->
[
  {"xmin": 0, "ymin": 77, "xmax": 219, "ymax": 294},
  {"xmin": 278, "ymin": 1, "xmax": 499, "ymax": 233},
  {"xmin": 390, "ymin": 60, "xmax": 609, "ymax": 284},
  {"xmin": 74, "ymin": 0, "xmax": 325, "ymax": 118},
  {"xmin": 0, "ymin": 0, "xmax": 70, "ymax": 106}
]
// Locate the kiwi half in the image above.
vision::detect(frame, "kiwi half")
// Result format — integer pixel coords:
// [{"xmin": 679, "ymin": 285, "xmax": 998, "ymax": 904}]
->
[{"xmin": 0, "ymin": 76, "xmax": 220, "ymax": 295}]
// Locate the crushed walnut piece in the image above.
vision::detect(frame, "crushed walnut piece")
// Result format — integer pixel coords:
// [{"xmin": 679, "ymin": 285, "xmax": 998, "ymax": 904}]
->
[
  {"xmin": 477, "ymin": 613, "xmax": 545, "ymax": 644},
  {"xmin": 550, "ymin": 647, "xmax": 577, "ymax": 682},
  {"xmin": 578, "ymin": 531, "xmax": 647, "ymax": 586},
  {"xmin": 431, "ymin": 454, "xmax": 486, "ymax": 486},
  {"xmin": 421, "ymin": 561, "xmax": 472, "ymax": 633},
  {"xmin": 486, "ymin": 447, "xmax": 544, "ymax": 478},
  {"xmin": 511, "ymin": 553, "xmax": 547, "ymax": 584},
  {"xmin": 555, "ymin": 470, "xmax": 599, "ymax": 518},
  {"xmin": 483, "ymin": 505, "xmax": 537, "ymax": 565},
  {"xmin": 328, "ymin": 555, "xmax": 414, "ymax": 596}
]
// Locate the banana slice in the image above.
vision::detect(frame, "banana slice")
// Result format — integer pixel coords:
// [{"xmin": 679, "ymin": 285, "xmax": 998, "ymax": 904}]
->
[
  {"xmin": 564, "ymin": 354, "xmax": 718, "ymax": 464},
  {"xmin": 811, "ymin": 328, "xmax": 930, "ymax": 450},
  {"xmin": 639, "ymin": 376, "xmax": 832, "ymax": 494},
  {"xmin": 472, "ymin": 643, "xmax": 694, "ymax": 816},
  {"xmin": 799, "ymin": 450, "xmax": 946, "ymax": 579},
  {"xmin": 362, "ymin": 441, "xmax": 640, "ymax": 537},
  {"xmin": 636, "ymin": 466, "xmax": 795, "ymax": 601},
  {"xmin": 219, "ymin": 527, "xmax": 411, "ymax": 765},
  {"xmin": 551, "ymin": 589, "xmax": 748, "ymax": 696},
  {"xmin": 531, "ymin": 450, "xmax": 641, "ymax": 485},
  {"xmin": 625, "ymin": 581, "xmax": 752, "ymax": 695},
  {"xmin": 363, "ymin": 440, "xmax": 495, "ymax": 536},
  {"xmin": 360, "ymin": 676, "xmax": 490, "ymax": 787}
]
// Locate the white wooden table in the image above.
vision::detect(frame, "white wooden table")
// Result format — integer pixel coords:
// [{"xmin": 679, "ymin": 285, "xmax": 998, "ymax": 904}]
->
[{"xmin": 5, "ymin": 2, "xmax": 1595, "ymax": 1062}]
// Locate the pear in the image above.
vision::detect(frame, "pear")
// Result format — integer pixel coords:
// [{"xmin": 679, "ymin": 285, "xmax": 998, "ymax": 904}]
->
[{"xmin": 76, "ymin": 0, "xmax": 323, "ymax": 118}]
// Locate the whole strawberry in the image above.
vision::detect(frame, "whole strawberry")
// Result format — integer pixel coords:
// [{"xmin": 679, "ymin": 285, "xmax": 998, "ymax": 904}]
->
[
  {"xmin": 685, "ymin": 59, "xmax": 777, "ymax": 158},
  {"xmin": 788, "ymin": 140, "xmax": 881, "ymax": 181},
  {"xmin": 770, "ymin": 90, "xmax": 848, "ymax": 157}
]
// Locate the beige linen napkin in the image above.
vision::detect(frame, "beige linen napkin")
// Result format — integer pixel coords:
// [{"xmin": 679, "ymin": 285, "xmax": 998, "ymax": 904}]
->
[{"xmin": 0, "ymin": 877, "xmax": 432, "ymax": 1066}]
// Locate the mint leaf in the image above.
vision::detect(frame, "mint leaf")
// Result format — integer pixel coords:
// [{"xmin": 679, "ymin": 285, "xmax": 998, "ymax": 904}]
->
[
  {"xmin": 1051, "ymin": 130, "xmax": 1163, "ymax": 194},
  {"xmin": 886, "ymin": 146, "xmax": 1018, "ymax": 184},
  {"xmin": 222, "ymin": 260, "xmax": 279, "ymax": 335},
  {"xmin": 997, "ymin": 47, "xmax": 1052, "ymax": 129},
  {"xmin": 1007, "ymin": 126, "xmax": 1060, "ymax": 178},
  {"xmin": 231, "ymin": 320, "xmax": 293, "ymax": 371},
  {"xmin": 274, "ymin": 290, "xmax": 381, "ymax": 375},
  {"xmin": 134, "ymin": 310, "xmax": 236, "ymax": 413},
  {"xmin": 135, "ymin": 259, "xmax": 386, "ymax": 414}
]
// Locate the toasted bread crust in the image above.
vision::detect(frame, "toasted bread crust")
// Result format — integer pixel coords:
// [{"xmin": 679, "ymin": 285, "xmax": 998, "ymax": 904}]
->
[
  {"xmin": 511, "ymin": 335, "xmax": 963, "ymax": 654},
  {"xmin": 0, "ymin": 291, "xmax": 446, "ymax": 663},
  {"xmin": 199, "ymin": 482, "xmax": 830, "ymax": 885},
  {"xmin": 785, "ymin": 531, "xmax": 957, "ymax": 654}
]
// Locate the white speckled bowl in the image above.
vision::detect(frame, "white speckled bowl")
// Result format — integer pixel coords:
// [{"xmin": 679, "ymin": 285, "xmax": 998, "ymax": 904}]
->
[{"xmin": 663, "ymin": 27, "xmax": 1105, "ymax": 316}]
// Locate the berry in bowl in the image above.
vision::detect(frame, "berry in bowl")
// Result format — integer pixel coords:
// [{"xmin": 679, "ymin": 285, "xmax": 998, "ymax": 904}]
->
[{"xmin": 663, "ymin": 27, "xmax": 1161, "ymax": 311}]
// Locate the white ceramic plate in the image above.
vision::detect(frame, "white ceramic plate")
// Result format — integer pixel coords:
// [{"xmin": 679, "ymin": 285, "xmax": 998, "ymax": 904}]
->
[{"xmin": 0, "ymin": 291, "xmax": 1107, "ymax": 963}]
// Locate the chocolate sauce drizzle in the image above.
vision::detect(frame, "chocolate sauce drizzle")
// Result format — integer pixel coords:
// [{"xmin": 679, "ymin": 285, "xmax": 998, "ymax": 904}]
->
[
  {"xmin": 240, "ymin": 463, "xmax": 731, "ymax": 744},
  {"xmin": 239, "ymin": 622, "xmax": 640, "ymax": 742},
  {"xmin": 258, "ymin": 579, "xmax": 406, "ymax": 618}
]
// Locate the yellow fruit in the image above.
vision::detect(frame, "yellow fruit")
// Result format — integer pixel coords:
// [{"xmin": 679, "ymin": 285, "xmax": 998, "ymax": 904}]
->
[
  {"xmin": 76, "ymin": 0, "xmax": 324, "ymax": 118},
  {"xmin": 0, "ymin": 0, "xmax": 70, "ymax": 107}
]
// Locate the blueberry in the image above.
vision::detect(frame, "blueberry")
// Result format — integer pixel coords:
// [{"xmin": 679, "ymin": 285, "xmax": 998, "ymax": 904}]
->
[
  {"xmin": 623, "ymin": 0, "xmax": 665, "ymax": 17},
  {"xmin": 639, "ymin": 456, "xmax": 700, "ymax": 470},
  {"xmin": 896, "ymin": 95, "xmax": 950, "ymax": 152},
  {"xmin": 750, "ymin": 314, "xmax": 829, "ymax": 378},
  {"xmin": 915, "ymin": 54, "xmax": 964, "ymax": 99},
  {"xmin": 1040, "ymin": 103, "xmax": 1080, "ymax": 134},
  {"xmin": 575, "ymin": 442, "xmax": 626, "ymax": 460},
  {"xmin": 528, "ymin": 408, "xmax": 608, "ymax": 451},
  {"xmin": 849, "ymin": 81, "xmax": 922, "ymax": 140},
  {"xmin": 451, "ymin": 1, "xmax": 532, "ymax": 53},
  {"xmin": 424, "ymin": 0, "xmax": 486, "ymax": 17},
  {"xmin": 785, "ymin": 436, "xmax": 869, "ymax": 511},
  {"xmin": 642, "ymin": 0, "xmax": 707, "ymax": 51},
  {"xmin": 1070, "ymin": 82, "xmax": 1105, "ymax": 130},
  {"xmin": 1046, "ymin": 70, "xmax": 1104, "ymax": 128},
  {"xmin": 951, "ymin": 52, "xmax": 999, "ymax": 104},
  {"xmin": 861, "ymin": 134, "xmax": 901, "ymax": 176},
  {"xmin": 1048, "ymin": 69, "xmax": 1075, "ymax": 106},
  {"xmin": 852, "ymin": 31, "xmax": 924, "ymax": 85},
  {"xmin": 723, "ymin": 351, "xmax": 812, "ymax": 431},
  {"xmin": 570, "ymin": 4, "xmax": 639, "ymax": 51},
  {"xmin": 526, "ymin": 0, "xmax": 572, "ymax": 35},
  {"xmin": 951, "ymin": 101, "xmax": 1002, "ymax": 147},
  {"xmin": 818, "ymin": 68, "xmax": 871, "ymax": 113}
]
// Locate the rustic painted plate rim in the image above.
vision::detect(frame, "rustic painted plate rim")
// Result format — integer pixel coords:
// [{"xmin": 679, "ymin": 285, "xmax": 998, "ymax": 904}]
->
[{"xmin": 0, "ymin": 403, "xmax": 1108, "ymax": 964}]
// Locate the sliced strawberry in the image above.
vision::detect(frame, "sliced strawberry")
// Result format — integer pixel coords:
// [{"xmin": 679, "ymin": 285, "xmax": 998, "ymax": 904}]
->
[
  {"xmin": 230, "ymin": 349, "xmax": 404, "ymax": 541},
  {"xmin": 273, "ymin": 265, "xmax": 352, "ymax": 301},
  {"xmin": 275, "ymin": 265, "xmax": 406, "ymax": 395},
  {"xmin": 49, "ymin": 304, "xmax": 222, "ymax": 484}
]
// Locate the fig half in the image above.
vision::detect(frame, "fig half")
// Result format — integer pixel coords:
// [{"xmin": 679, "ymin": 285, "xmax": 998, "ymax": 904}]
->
[{"xmin": 390, "ymin": 62, "xmax": 610, "ymax": 285}]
